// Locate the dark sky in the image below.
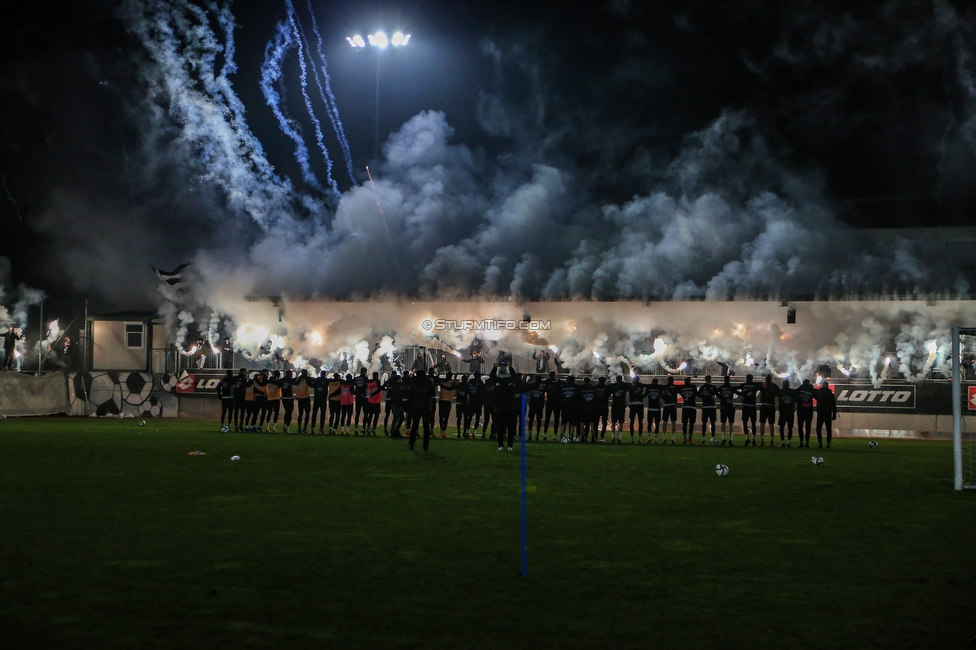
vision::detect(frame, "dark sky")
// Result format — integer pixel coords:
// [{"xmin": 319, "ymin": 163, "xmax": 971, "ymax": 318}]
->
[{"xmin": 1, "ymin": 0, "xmax": 975, "ymax": 317}]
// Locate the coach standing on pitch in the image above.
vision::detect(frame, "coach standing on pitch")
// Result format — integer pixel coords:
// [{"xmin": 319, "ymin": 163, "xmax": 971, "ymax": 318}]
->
[{"xmin": 815, "ymin": 381, "xmax": 838, "ymax": 448}]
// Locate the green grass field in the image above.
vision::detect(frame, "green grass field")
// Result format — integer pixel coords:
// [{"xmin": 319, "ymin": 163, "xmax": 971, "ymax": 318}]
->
[{"xmin": 1, "ymin": 418, "xmax": 974, "ymax": 649}]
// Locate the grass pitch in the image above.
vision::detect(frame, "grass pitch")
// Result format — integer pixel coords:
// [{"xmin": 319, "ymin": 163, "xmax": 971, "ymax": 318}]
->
[{"xmin": 1, "ymin": 418, "xmax": 974, "ymax": 649}]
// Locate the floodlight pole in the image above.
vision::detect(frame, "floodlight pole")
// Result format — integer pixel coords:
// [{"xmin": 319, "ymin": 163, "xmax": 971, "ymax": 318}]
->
[
  {"xmin": 520, "ymin": 392, "xmax": 527, "ymax": 577},
  {"xmin": 952, "ymin": 327, "xmax": 962, "ymax": 490},
  {"xmin": 374, "ymin": 51, "xmax": 380, "ymax": 160},
  {"xmin": 36, "ymin": 299, "xmax": 43, "ymax": 375}
]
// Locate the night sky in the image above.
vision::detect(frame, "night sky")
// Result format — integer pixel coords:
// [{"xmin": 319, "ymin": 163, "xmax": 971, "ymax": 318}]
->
[{"xmin": 1, "ymin": 0, "xmax": 975, "ymax": 318}]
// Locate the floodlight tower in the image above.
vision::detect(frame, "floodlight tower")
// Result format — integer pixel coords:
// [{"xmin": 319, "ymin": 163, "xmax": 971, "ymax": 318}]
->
[{"xmin": 346, "ymin": 30, "xmax": 411, "ymax": 159}]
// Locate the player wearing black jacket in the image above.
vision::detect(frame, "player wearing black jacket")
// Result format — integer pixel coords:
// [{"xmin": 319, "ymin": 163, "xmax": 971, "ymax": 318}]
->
[
  {"xmin": 645, "ymin": 378, "xmax": 664, "ymax": 443},
  {"xmin": 609, "ymin": 376, "xmax": 628, "ymax": 443},
  {"xmin": 352, "ymin": 368, "xmax": 369, "ymax": 435},
  {"xmin": 627, "ymin": 377, "xmax": 646, "ymax": 443},
  {"xmin": 579, "ymin": 378, "xmax": 598, "ymax": 443},
  {"xmin": 217, "ymin": 370, "xmax": 234, "ymax": 431},
  {"xmin": 679, "ymin": 378, "xmax": 698, "ymax": 444},
  {"xmin": 777, "ymin": 380, "xmax": 796, "ymax": 446},
  {"xmin": 757, "ymin": 374, "xmax": 779, "ymax": 447},
  {"xmin": 464, "ymin": 372, "xmax": 485, "ymax": 438},
  {"xmin": 795, "ymin": 379, "xmax": 817, "ymax": 447},
  {"xmin": 560, "ymin": 376, "xmax": 581, "ymax": 441},
  {"xmin": 739, "ymin": 374, "xmax": 759, "ymax": 440},
  {"xmin": 697, "ymin": 376, "xmax": 719, "ymax": 444},
  {"xmin": 661, "ymin": 376, "xmax": 679, "ymax": 443},
  {"xmin": 491, "ymin": 365, "xmax": 524, "ymax": 450},
  {"xmin": 232, "ymin": 368, "xmax": 248, "ymax": 432},
  {"xmin": 543, "ymin": 372, "xmax": 562, "ymax": 441},
  {"xmin": 454, "ymin": 375, "xmax": 469, "ymax": 438},
  {"xmin": 279, "ymin": 370, "xmax": 295, "ymax": 433},
  {"xmin": 595, "ymin": 377, "xmax": 610, "ymax": 442},
  {"xmin": 717, "ymin": 377, "xmax": 738, "ymax": 445},
  {"xmin": 815, "ymin": 380, "xmax": 839, "ymax": 447},
  {"xmin": 407, "ymin": 372, "xmax": 436, "ymax": 451},
  {"xmin": 527, "ymin": 376, "xmax": 546, "ymax": 440}
]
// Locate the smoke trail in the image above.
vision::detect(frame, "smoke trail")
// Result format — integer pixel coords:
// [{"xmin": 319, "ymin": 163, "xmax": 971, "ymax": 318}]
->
[
  {"xmin": 288, "ymin": 5, "xmax": 339, "ymax": 196},
  {"xmin": 301, "ymin": 0, "xmax": 357, "ymax": 185},
  {"xmin": 123, "ymin": 0, "xmax": 299, "ymax": 230},
  {"xmin": 259, "ymin": 2, "xmax": 325, "ymax": 193},
  {"xmin": 1, "ymin": 176, "xmax": 22, "ymax": 223},
  {"xmin": 366, "ymin": 165, "xmax": 405, "ymax": 287}
]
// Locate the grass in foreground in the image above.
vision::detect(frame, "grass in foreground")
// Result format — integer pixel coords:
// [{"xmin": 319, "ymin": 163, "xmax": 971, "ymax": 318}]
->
[{"xmin": 1, "ymin": 418, "xmax": 975, "ymax": 649}]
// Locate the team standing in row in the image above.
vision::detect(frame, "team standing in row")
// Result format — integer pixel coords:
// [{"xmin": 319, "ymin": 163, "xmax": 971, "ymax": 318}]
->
[{"xmin": 217, "ymin": 366, "xmax": 839, "ymax": 452}]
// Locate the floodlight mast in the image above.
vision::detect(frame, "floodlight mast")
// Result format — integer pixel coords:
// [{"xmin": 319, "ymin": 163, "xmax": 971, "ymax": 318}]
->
[{"xmin": 347, "ymin": 31, "xmax": 411, "ymax": 158}]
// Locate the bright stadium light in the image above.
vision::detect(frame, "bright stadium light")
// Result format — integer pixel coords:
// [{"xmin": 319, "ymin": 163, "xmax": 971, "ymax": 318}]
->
[
  {"xmin": 346, "ymin": 28, "xmax": 412, "ymax": 158},
  {"xmin": 368, "ymin": 31, "xmax": 389, "ymax": 48}
]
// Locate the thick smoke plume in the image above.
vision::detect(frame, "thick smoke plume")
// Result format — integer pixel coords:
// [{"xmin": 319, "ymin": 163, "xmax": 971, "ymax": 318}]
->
[{"xmin": 24, "ymin": 1, "xmax": 976, "ymax": 383}]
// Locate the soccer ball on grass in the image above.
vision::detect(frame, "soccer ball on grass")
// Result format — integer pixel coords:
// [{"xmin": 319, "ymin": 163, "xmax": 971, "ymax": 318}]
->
[
  {"xmin": 715, "ymin": 464, "xmax": 729, "ymax": 477},
  {"xmin": 231, "ymin": 455, "xmax": 241, "ymax": 461},
  {"xmin": 869, "ymin": 441, "xmax": 879, "ymax": 448},
  {"xmin": 811, "ymin": 456, "xmax": 824, "ymax": 466}
]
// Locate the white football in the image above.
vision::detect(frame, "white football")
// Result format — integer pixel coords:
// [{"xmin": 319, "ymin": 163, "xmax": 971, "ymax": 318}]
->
[
  {"xmin": 220, "ymin": 425, "xmax": 231, "ymax": 433},
  {"xmin": 710, "ymin": 438, "xmax": 719, "ymax": 446},
  {"xmin": 715, "ymin": 464, "xmax": 729, "ymax": 477},
  {"xmin": 0, "ymin": 414, "xmax": 7, "ymax": 420},
  {"xmin": 812, "ymin": 456, "xmax": 824, "ymax": 466},
  {"xmin": 138, "ymin": 420, "xmax": 146, "ymax": 427},
  {"xmin": 560, "ymin": 437, "xmax": 569, "ymax": 445},
  {"xmin": 869, "ymin": 441, "xmax": 879, "ymax": 448},
  {"xmin": 231, "ymin": 455, "xmax": 241, "ymax": 461}
]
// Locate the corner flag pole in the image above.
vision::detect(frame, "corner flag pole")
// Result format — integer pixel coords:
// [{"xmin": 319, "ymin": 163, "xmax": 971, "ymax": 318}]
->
[{"xmin": 520, "ymin": 392, "xmax": 527, "ymax": 577}]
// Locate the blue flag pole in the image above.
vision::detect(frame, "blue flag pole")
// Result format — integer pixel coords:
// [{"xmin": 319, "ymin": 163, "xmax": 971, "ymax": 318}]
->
[{"xmin": 520, "ymin": 392, "xmax": 527, "ymax": 577}]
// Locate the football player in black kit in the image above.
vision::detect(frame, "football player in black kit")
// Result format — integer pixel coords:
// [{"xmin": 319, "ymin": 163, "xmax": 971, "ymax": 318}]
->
[
  {"xmin": 628, "ymin": 376, "xmax": 647, "ymax": 443},
  {"xmin": 543, "ymin": 371, "xmax": 562, "ymax": 441},
  {"xmin": 679, "ymin": 378, "xmax": 698, "ymax": 444},
  {"xmin": 661, "ymin": 376, "xmax": 679, "ymax": 443},
  {"xmin": 279, "ymin": 370, "xmax": 295, "ymax": 433},
  {"xmin": 795, "ymin": 378, "xmax": 817, "ymax": 448},
  {"xmin": 595, "ymin": 376, "xmax": 610, "ymax": 442},
  {"xmin": 482, "ymin": 368, "xmax": 496, "ymax": 438},
  {"xmin": 217, "ymin": 370, "xmax": 234, "ymax": 431},
  {"xmin": 816, "ymin": 380, "xmax": 838, "ymax": 448},
  {"xmin": 609, "ymin": 376, "xmax": 628, "ymax": 443},
  {"xmin": 738, "ymin": 374, "xmax": 759, "ymax": 444},
  {"xmin": 777, "ymin": 379, "xmax": 796, "ymax": 446},
  {"xmin": 560, "ymin": 376, "xmax": 580, "ymax": 441},
  {"xmin": 644, "ymin": 378, "xmax": 663, "ymax": 443},
  {"xmin": 464, "ymin": 371, "xmax": 484, "ymax": 438},
  {"xmin": 352, "ymin": 368, "xmax": 369, "ymax": 435},
  {"xmin": 454, "ymin": 375, "xmax": 469, "ymax": 438},
  {"xmin": 757, "ymin": 373, "xmax": 779, "ymax": 447},
  {"xmin": 491, "ymin": 363, "xmax": 522, "ymax": 451},
  {"xmin": 579, "ymin": 377, "xmax": 598, "ymax": 443},
  {"xmin": 717, "ymin": 376, "xmax": 738, "ymax": 445},
  {"xmin": 407, "ymin": 372, "xmax": 436, "ymax": 451},
  {"xmin": 232, "ymin": 368, "xmax": 248, "ymax": 432},
  {"xmin": 527, "ymin": 376, "xmax": 545, "ymax": 440},
  {"xmin": 697, "ymin": 375, "xmax": 719, "ymax": 445}
]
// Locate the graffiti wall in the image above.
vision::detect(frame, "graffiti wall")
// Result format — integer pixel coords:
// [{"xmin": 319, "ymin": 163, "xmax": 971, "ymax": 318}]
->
[{"xmin": 67, "ymin": 371, "xmax": 179, "ymax": 418}]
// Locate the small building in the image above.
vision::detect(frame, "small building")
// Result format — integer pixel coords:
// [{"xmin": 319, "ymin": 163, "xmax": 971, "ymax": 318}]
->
[{"xmin": 85, "ymin": 312, "xmax": 168, "ymax": 373}]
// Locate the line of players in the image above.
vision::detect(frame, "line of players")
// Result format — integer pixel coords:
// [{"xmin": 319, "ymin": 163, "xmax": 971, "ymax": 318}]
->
[{"xmin": 217, "ymin": 367, "xmax": 839, "ymax": 450}]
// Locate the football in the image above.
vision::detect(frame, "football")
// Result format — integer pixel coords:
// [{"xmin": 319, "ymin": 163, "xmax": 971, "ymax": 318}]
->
[
  {"xmin": 869, "ymin": 441, "xmax": 879, "ymax": 448},
  {"xmin": 715, "ymin": 464, "xmax": 729, "ymax": 477},
  {"xmin": 560, "ymin": 436, "xmax": 569, "ymax": 445},
  {"xmin": 710, "ymin": 438, "xmax": 719, "ymax": 446},
  {"xmin": 812, "ymin": 456, "xmax": 824, "ymax": 466},
  {"xmin": 231, "ymin": 455, "xmax": 241, "ymax": 461},
  {"xmin": 139, "ymin": 420, "xmax": 146, "ymax": 427},
  {"xmin": 220, "ymin": 425, "xmax": 231, "ymax": 433}
]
